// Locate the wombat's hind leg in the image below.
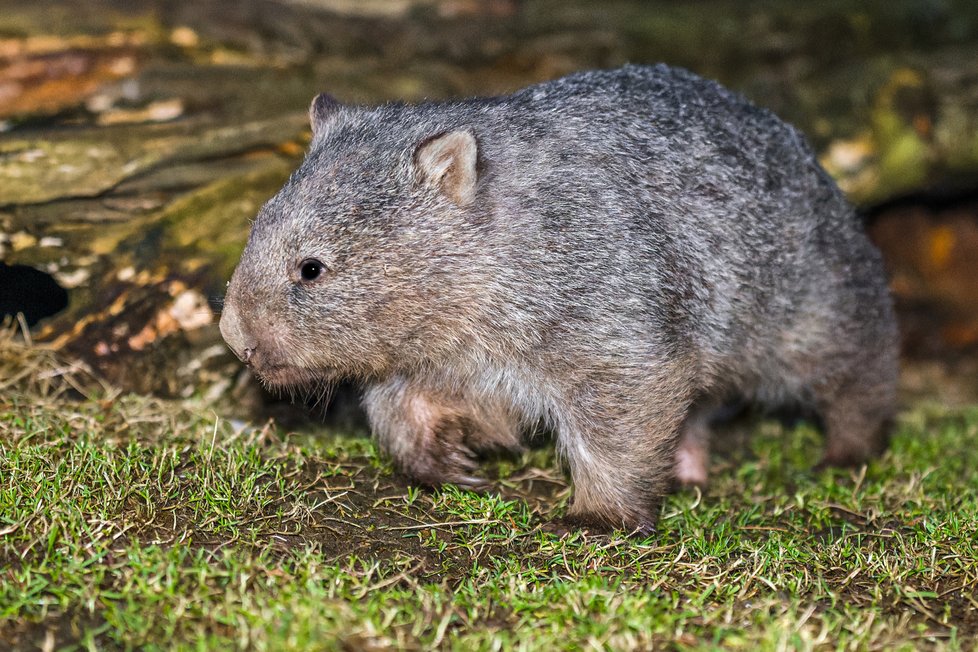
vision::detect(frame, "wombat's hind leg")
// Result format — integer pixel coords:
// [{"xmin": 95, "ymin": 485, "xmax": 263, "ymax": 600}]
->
[
  {"xmin": 674, "ymin": 404, "xmax": 713, "ymax": 489},
  {"xmin": 815, "ymin": 361, "xmax": 897, "ymax": 468},
  {"xmin": 363, "ymin": 376, "xmax": 522, "ymax": 489},
  {"xmin": 818, "ymin": 391, "xmax": 894, "ymax": 468}
]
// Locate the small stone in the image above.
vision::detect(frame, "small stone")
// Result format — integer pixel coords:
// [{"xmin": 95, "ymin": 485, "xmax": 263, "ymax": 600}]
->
[
  {"xmin": 170, "ymin": 26, "xmax": 200, "ymax": 48},
  {"xmin": 55, "ymin": 267, "xmax": 91, "ymax": 288},
  {"xmin": 10, "ymin": 231, "xmax": 37, "ymax": 250},
  {"xmin": 96, "ymin": 98, "xmax": 184, "ymax": 126},
  {"xmin": 169, "ymin": 289, "xmax": 213, "ymax": 331}
]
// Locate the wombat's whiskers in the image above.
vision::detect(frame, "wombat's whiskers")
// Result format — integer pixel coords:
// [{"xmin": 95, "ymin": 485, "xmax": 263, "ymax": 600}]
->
[{"xmin": 306, "ymin": 378, "xmax": 337, "ymax": 418}]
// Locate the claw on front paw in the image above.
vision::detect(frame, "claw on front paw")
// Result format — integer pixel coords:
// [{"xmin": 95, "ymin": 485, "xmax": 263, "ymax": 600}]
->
[
  {"xmin": 395, "ymin": 445, "xmax": 488, "ymax": 492},
  {"xmin": 446, "ymin": 472, "xmax": 491, "ymax": 492}
]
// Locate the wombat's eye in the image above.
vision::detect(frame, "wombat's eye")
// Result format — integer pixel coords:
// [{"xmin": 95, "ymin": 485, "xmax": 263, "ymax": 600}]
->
[{"xmin": 299, "ymin": 258, "xmax": 325, "ymax": 282}]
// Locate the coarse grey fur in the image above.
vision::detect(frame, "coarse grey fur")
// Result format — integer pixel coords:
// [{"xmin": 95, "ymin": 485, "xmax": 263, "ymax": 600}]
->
[{"xmin": 220, "ymin": 64, "xmax": 899, "ymax": 533}]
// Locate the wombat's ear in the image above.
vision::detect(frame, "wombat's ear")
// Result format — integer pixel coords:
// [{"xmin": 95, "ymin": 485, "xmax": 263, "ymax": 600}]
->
[
  {"xmin": 309, "ymin": 93, "xmax": 342, "ymax": 136},
  {"xmin": 413, "ymin": 130, "xmax": 478, "ymax": 206}
]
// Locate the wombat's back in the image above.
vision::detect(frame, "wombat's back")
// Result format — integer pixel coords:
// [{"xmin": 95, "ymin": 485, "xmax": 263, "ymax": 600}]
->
[{"xmin": 406, "ymin": 65, "xmax": 894, "ymax": 384}]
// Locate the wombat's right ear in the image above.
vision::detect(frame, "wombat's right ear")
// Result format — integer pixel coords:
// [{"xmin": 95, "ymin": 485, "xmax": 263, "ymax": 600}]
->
[
  {"xmin": 309, "ymin": 93, "xmax": 342, "ymax": 136},
  {"xmin": 414, "ymin": 130, "xmax": 478, "ymax": 206}
]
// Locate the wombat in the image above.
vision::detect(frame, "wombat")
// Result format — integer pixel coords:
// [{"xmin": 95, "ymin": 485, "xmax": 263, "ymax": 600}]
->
[{"xmin": 220, "ymin": 64, "xmax": 898, "ymax": 533}]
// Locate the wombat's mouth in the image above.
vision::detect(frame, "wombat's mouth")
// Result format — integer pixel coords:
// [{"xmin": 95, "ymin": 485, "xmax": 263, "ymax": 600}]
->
[{"xmin": 253, "ymin": 364, "xmax": 336, "ymax": 390}]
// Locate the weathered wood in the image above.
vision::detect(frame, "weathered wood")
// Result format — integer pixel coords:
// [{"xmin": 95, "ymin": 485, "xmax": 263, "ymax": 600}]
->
[{"xmin": 1, "ymin": 0, "xmax": 977, "ymax": 399}]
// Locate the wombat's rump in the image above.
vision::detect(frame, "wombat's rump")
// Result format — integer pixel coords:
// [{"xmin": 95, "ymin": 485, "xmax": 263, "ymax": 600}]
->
[{"xmin": 220, "ymin": 64, "xmax": 898, "ymax": 533}]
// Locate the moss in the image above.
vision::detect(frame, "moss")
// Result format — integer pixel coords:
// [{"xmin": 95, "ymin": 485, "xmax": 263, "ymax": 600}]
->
[
  {"xmin": 0, "ymin": 138, "xmax": 135, "ymax": 205},
  {"xmin": 157, "ymin": 159, "xmax": 293, "ymax": 282},
  {"xmin": 871, "ymin": 109, "xmax": 931, "ymax": 201}
]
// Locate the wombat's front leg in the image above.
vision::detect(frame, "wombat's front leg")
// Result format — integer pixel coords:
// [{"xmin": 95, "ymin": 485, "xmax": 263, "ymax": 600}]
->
[
  {"xmin": 363, "ymin": 376, "xmax": 522, "ymax": 489},
  {"xmin": 557, "ymin": 367, "xmax": 696, "ymax": 534}
]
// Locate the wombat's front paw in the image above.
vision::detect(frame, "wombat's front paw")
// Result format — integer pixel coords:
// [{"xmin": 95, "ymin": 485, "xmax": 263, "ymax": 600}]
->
[{"xmin": 396, "ymin": 418, "xmax": 490, "ymax": 491}]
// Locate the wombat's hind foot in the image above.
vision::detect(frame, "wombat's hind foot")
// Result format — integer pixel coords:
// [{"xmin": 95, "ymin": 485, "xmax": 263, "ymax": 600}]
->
[
  {"xmin": 673, "ymin": 406, "xmax": 712, "ymax": 489},
  {"xmin": 816, "ymin": 376, "xmax": 895, "ymax": 469}
]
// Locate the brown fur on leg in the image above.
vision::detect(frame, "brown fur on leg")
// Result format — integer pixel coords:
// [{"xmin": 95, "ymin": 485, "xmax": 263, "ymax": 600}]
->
[{"xmin": 364, "ymin": 375, "xmax": 523, "ymax": 488}]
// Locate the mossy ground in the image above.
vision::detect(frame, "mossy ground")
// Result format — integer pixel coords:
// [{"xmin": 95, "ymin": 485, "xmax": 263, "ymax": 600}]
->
[{"xmin": 1, "ymin": 334, "xmax": 976, "ymax": 651}]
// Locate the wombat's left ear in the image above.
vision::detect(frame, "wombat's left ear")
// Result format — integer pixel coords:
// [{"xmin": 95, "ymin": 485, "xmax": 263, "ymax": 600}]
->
[
  {"xmin": 309, "ymin": 93, "xmax": 342, "ymax": 136},
  {"xmin": 414, "ymin": 130, "xmax": 478, "ymax": 206}
]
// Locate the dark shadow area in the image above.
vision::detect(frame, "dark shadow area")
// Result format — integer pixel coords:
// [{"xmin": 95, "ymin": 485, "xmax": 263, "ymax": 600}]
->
[{"xmin": 0, "ymin": 262, "xmax": 69, "ymax": 327}]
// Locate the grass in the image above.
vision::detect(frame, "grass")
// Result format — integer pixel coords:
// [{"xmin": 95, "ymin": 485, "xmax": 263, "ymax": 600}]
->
[{"xmin": 1, "ymin": 336, "xmax": 977, "ymax": 650}]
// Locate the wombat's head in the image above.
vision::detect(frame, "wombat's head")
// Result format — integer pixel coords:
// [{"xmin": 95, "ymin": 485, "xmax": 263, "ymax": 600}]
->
[{"xmin": 220, "ymin": 94, "xmax": 487, "ymax": 388}]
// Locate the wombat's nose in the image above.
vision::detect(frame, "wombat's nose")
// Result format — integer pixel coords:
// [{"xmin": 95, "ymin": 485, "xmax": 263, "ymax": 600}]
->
[{"xmin": 218, "ymin": 300, "xmax": 257, "ymax": 365}]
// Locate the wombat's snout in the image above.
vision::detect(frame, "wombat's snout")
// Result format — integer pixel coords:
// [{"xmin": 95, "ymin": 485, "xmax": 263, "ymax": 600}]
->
[{"xmin": 218, "ymin": 301, "xmax": 255, "ymax": 365}]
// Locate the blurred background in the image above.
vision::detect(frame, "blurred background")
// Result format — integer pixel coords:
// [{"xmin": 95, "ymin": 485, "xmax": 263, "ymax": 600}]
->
[{"xmin": 1, "ymin": 0, "xmax": 977, "ymax": 417}]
